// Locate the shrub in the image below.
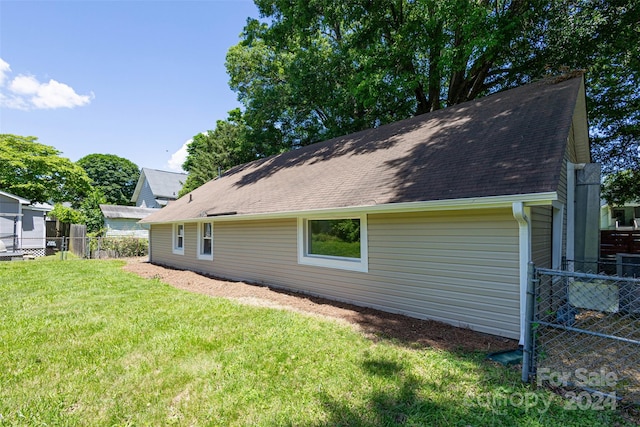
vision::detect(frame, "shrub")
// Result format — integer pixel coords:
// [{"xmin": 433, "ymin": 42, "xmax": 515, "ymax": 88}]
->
[{"xmin": 92, "ymin": 237, "xmax": 148, "ymax": 258}]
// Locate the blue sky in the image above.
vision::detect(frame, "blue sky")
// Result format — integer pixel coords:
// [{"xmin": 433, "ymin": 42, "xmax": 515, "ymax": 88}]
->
[{"xmin": 0, "ymin": 0, "xmax": 260, "ymax": 172}]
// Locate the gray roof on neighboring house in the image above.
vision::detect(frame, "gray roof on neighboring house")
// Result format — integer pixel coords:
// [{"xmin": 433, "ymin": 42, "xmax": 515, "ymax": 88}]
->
[
  {"xmin": 25, "ymin": 202, "xmax": 53, "ymax": 212},
  {"xmin": 100, "ymin": 204, "xmax": 159, "ymax": 219},
  {"xmin": 0, "ymin": 190, "xmax": 31, "ymax": 205},
  {"xmin": 131, "ymin": 168, "xmax": 187, "ymax": 202},
  {"xmin": 142, "ymin": 75, "xmax": 589, "ymax": 224},
  {"xmin": 0, "ymin": 190, "xmax": 52, "ymax": 211}
]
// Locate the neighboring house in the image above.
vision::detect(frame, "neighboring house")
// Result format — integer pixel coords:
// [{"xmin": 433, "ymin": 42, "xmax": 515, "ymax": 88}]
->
[
  {"xmin": 0, "ymin": 190, "xmax": 52, "ymax": 258},
  {"xmin": 131, "ymin": 168, "xmax": 187, "ymax": 208},
  {"xmin": 600, "ymin": 201, "xmax": 640, "ymax": 230},
  {"xmin": 141, "ymin": 75, "xmax": 599, "ymax": 344},
  {"xmin": 99, "ymin": 204, "xmax": 158, "ymax": 237}
]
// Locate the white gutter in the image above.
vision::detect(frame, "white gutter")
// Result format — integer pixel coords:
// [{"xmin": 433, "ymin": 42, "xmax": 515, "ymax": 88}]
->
[
  {"xmin": 513, "ymin": 201, "xmax": 531, "ymax": 346},
  {"xmin": 142, "ymin": 191, "xmax": 558, "ymax": 225}
]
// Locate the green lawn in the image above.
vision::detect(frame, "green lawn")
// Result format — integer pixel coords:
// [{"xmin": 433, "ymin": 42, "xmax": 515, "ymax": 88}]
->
[{"xmin": 0, "ymin": 259, "xmax": 631, "ymax": 426}]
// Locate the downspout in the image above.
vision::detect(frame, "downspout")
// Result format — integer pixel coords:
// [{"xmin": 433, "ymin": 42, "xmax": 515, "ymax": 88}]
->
[{"xmin": 512, "ymin": 202, "xmax": 531, "ymax": 346}]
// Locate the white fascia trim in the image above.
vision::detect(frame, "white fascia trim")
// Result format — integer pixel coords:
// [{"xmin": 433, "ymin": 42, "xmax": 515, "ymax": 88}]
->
[
  {"xmin": 130, "ymin": 170, "xmax": 146, "ymax": 203},
  {"xmin": 144, "ymin": 192, "xmax": 557, "ymax": 225},
  {"xmin": 513, "ymin": 202, "xmax": 531, "ymax": 347}
]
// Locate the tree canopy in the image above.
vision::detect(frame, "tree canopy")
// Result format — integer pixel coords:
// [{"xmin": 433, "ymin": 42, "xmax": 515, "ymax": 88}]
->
[
  {"xmin": 76, "ymin": 154, "xmax": 140, "ymax": 206},
  {"xmin": 48, "ymin": 203, "xmax": 86, "ymax": 225},
  {"xmin": 79, "ymin": 189, "xmax": 106, "ymax": 234},
  {"xmin": 179, "ymin": 109, "xmax": 255, "ymax": 196},
  {"xmin": 219, "ymin": 0, "xmax": 639, "ymax": 201},
  {"xmin": 0, "ymin": 134, "xmax": 91, "ymax": 204}
]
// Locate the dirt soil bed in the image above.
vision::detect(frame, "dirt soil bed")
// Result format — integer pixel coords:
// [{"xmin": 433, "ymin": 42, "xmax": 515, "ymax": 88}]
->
[{"xmin": 123, "ymin": 258, "xmax": 516, "ymax": 353}]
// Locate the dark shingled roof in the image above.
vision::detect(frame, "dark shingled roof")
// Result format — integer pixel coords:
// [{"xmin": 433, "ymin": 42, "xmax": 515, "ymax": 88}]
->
[{"xmin": 142, "ymin": 76, "xmax": 586, "ymax": 223}]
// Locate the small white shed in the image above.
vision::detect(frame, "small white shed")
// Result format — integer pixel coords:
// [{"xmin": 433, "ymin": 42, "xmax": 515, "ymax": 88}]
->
[{"xmin": 100, "ymin": 204, "xmax": 158, "ymax": 237}]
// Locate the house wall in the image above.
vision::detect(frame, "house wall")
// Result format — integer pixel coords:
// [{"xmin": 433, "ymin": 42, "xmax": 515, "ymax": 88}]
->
[
  {"xmin": 149, "ymin": 208, "xmax": 521, "ymax": 339},
  {"xmin": 531, "ymin": 206, "xmax": 552, "ymax": 269},
  {"xmin": 21, "ymin": 208, "xmax": 46, "ymax": 250},
  {"xmin": 136, "ymin": 179, "xmax": 160, "ymax": 208},
  {"xmin": 104, "ymin": 218, "xmax": 149, "ymax": 238},
  {"xmin": 601, "ymin": 205, "xmax": 640, "ymax": 229},
  {"xmin": 0, "ymin": 194, "xmax": 20, "ymax": 252},
  {"xmin": 0, "ymin": 194, "xmax": 20, "ymax": 215}
]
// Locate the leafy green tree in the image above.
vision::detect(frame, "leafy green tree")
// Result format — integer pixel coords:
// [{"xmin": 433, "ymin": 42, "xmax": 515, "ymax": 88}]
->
[
  {"xmin": 48, "ymin": 203, "xmax": 86, "ymax": 224},
  {"xmin": 76, "ymin": 154, "xmax": 140, "ymax": 205},
  {"xmin": 527, "ymin": 0, "xmax": 639, "ymax": 174},
  {"xmin": 0, "ymin": 134, "xmax": 91, "ymax": 204},
  {"xmin": 602, "ymin": 170, "xmax": 640, "ymax": 207},
  {"xmin": 179, "ymin": 109, "xmax": 255, "ymax": 196},
  {"xmin": 79, "ymin": 189, "xmax": 106, "ymax": 234},
  {"xmin": 226, "ymin": 0, "xmax": 548, "ymax": 156},
  {"xmin": 225, "ymin": 0, "xmax": 638, "ymax": 201}
]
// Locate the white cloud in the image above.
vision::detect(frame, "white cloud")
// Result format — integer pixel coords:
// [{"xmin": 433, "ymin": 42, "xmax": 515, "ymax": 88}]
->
[
  {"xmin": 9, "ymin": 75, "xmax": 39, "ymax": 94},
  {"xmin": 0, "ymin": 58, "xmax": 93, "ymax": 110},
  {"xmin": 32, "ymin": 79, "xmax": 93, "ymax": 109},
  {"xmin": 0, "ymin": 58, "xmax": 11, "ymax": 87},
  {"xmin": 168, "ymin": 140, "xmax": 190, "ymax": 172}
]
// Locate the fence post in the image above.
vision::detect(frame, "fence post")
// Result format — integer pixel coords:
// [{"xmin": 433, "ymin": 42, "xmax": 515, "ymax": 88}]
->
[
  {"xmin": 522, "ymin": 262, "xmax": 537, "ymax": 383},
  {"xmin": 60, "ymin": 237, "xmax": 66, "ymax": 260}
]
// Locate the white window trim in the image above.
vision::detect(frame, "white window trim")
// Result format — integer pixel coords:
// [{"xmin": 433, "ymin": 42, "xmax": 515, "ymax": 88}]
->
[
  {"xmin": 297, "ymin": 214, "xmax": 368, "ymax": 272},
  {"xmin": 197, "ymin": 222, "xmax": 214, "ymax": 261},
  {"xmin": 172, "ymin": 223, "xmax": 185, "ymax": 255}
]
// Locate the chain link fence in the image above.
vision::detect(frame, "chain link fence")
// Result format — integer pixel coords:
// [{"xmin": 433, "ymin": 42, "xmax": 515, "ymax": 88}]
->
[{"xmin": 526, "ymin": 261, "xmax": 640, "ymax": 412}]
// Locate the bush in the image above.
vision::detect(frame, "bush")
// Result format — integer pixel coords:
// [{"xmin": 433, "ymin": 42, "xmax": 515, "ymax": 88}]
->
[{"xmin": 92, "ymin": 237, "xmax": 148, "ymax": 258}]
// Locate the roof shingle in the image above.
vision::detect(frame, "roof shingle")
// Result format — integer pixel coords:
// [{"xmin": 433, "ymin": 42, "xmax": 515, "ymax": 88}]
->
[{"xmin": 142, "ymin": 76, "xmax": 586, "ymax": 223}]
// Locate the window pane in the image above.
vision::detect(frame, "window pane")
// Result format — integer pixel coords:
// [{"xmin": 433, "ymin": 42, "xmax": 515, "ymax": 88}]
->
[
  {"xmin": 177, "ymin": 236, "xmax": 183, "ymax": 248},
  {"xmin": 202, "ymin": 238, "xmax": 212, "ymax": 255},
  {"xmin": 203, "ymin": 223, "xmax": 212, "ymax": 237},
  {"xmin": 308, "ymin": 219, "xmax": 360, "ymax": 258}
]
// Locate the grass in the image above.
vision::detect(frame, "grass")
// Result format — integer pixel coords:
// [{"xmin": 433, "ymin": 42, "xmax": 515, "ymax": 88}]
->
[{"xmin": 0, "ymin": 259, "xmax": 633, "ymax": 426}]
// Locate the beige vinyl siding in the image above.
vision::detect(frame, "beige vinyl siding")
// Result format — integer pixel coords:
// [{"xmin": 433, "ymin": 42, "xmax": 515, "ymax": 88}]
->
[
  {"xmin": 567, "ymin": 124, "xmax": 578, "ymax": 163},
  {"xmin": 531, "ymin": 206, "xmax": 552, "ymax": 268},
  {"xmin": 150, "ymin": 208, "xmax": 521, "ymax": 339},
  {"xmin": 555, "ymin": 145, "xmax": 572, "ymax": 263}
]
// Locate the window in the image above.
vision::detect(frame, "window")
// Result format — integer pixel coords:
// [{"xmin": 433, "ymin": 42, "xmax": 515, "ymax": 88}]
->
[
  {"xmin": 197, "ymin": 222, "xmax": 214, "ymax": 260},
  {"xmin": 297, "ymin": 215, "xmax": 368, "ymax": 272},
  {"xmin": 173, "ymin": 223, "xmax": 184, "ymax": 255}
]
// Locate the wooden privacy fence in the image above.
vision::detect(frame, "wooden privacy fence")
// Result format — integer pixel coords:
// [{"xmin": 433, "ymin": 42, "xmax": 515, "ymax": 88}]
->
[
  {"xmin": 601, "ymin": 230, "xmax": 640, "ymax": 261},
  {"xmin": 69, "ymin": 224, "xmax": 87, "ymax": 258}
]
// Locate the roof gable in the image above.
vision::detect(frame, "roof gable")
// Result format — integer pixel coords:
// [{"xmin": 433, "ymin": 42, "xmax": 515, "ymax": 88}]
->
[
  {"xmin": 131, "ymin": 168, "xmax": 187, "ymax": 203},
  {"xmin": 143, "ymin": 76, "xmax": 587, "ymax": 223}
]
